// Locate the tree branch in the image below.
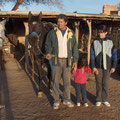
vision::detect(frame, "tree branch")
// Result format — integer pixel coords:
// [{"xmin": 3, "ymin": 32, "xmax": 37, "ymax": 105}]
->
[{"xmin": 12, "ymin": 0, "xmax": 24, "ymax": 11}]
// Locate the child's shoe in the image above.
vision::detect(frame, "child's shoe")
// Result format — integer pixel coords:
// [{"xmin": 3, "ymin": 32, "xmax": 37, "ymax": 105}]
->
[
  {"xmin": 84, "ymin": 103, "xmax": 88, "ymax": 107},
  {"xmin": 103, "ymin": 101, "xmax": 111, "ymax": 107},
  {"xmin": 77, "ymin": 102, "xmax": 80, "ymax": 106},
  {"xmin": 53, "ymin": 102, "xmax": 60, "ymax": 109},
  {"xmin": 96, "ymin": 102, "xmax": 101, "ymax": 107},
  {"xmin": 63, "ymin": 101, "xmax": 74, "ymax": 107}
]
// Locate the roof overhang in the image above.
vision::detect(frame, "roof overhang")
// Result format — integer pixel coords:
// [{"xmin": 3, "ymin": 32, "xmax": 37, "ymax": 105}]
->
[{"xmin": 0, "ymin": 11, "xmax": 120, "ymax": 21}]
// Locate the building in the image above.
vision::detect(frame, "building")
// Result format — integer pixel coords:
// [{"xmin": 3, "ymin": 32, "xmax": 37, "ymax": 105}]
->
[{"xmin": 0, "ymin": 5, "xmax": 120, "ymax": 62}]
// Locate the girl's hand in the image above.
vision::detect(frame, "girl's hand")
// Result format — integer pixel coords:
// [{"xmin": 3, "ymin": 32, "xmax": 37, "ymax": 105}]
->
[
  {"xmin": 93, "ymin": 68, "xmax": 99, "ymax": 75},
  {"xmin": 110, "ymin": 68, "xmax": 115, "ymax": 73}
]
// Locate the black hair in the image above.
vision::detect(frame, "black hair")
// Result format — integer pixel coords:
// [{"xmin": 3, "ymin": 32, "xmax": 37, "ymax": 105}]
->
[
  {"xmin": 97, "ymin": 24, "xmax": 108, "ymax": 33},
  {"xmin": 56, "ymin": 14, "xmax": 68, "ymax": 22},
  {"xmin": 77, "ymin": 57, "xmax": 88, "ymax": 68}
]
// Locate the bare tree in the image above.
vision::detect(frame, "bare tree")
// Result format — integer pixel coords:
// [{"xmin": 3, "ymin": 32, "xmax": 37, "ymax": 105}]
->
[
  {"xmin": 0, "ymin": 0, "xmax": 64, "ymax": 11},
  {"xmin": 12, "ymin": 0, "xmax": 24, "ymax": 11}
]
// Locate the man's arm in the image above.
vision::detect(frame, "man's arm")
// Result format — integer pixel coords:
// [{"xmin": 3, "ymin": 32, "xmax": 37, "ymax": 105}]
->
[
  {"xmin": 45, "ymin": 30, "xmax": 53, "ymax": 60},
  {"xmin": 72, "ymin": 33, "xmax": 79, "ymax": 71},
  {"xmin": 72, "ymin": 33, "xmax": 79, "ymax": 63}
]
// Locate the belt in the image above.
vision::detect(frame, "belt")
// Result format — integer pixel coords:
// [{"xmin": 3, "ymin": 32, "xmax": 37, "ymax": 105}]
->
[
  {"xmin": 59, "ymin": 57, "xmax": 67, "ymax": 59},
  {"xmin": 59, "ymin": 58, "xmax": 67, "ymax": 59}
]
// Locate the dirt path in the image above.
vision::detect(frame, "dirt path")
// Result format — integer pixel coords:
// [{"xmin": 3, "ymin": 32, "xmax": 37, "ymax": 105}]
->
[{"xmin": 0, "ymin": 55, "xmax": 120, "ymax": 120}]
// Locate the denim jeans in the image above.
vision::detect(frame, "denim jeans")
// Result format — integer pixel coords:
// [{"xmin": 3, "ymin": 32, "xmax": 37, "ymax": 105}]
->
[{"xmin": 75, "ymin": 83, "xmax": 87, "ymax": 104}]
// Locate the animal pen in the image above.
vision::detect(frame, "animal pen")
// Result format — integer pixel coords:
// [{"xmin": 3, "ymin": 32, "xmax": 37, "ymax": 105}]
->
[{"xmin": 0, "ymin": 11, "xmax": 120, "ymax": 96}]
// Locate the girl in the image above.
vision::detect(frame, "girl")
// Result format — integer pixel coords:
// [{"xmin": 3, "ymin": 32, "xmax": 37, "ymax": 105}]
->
[{"xmin": 72, "ymin": 57, "xmax": 92, "ymax": 107}]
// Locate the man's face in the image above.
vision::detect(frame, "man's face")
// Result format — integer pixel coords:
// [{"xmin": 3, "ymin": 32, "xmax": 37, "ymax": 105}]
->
[{"xmin": 57, "ymin": 18, "xmax": 67, "ymax": 30}]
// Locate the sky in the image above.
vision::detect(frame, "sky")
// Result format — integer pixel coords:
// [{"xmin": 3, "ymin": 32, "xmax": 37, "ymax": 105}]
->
[{"xmin": 1, "ymin": 0, "xmax": 120, "ymax": 14}]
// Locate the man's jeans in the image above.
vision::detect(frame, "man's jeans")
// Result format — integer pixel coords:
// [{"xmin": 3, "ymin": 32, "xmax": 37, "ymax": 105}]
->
[
  {"xmin": 95, "ymin": 69, "xmax": 110, "ymax": 102},
  {"xmin": 52, "ymin": 58, "xmax": 71, "ymax": 103},
  {"xmin": 75, "ymin": 83, "xmax": 87, "ymax": 104}
]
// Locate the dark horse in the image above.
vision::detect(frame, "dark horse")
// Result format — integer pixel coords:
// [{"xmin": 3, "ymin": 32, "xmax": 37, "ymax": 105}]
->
[{"xmin": 27, "ymin": 12, "xmax": 54, "ymax": 97}]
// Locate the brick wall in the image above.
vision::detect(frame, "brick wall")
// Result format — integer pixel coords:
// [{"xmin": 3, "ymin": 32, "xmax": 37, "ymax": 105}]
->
[{"xmin": 103, "ymin": 4, "xmax": 117, "ymax": 15}]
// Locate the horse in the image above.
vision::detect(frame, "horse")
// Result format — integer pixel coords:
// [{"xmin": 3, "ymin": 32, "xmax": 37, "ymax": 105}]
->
[
  {"xmin": 27, "ymin": 11, "xmax": 54, "ymax": 97},
  {"xmin": 0, "ymin": 18, "xmax": 7, "ymax": 70}
]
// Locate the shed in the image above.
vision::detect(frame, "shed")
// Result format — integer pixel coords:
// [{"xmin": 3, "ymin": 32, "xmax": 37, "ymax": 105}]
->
[{"xmin": 0, "ymin": 11, "xmax": 120, "ymax": 62}]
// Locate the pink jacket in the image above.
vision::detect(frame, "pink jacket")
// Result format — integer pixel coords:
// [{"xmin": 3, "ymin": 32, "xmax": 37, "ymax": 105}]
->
[{"xmin": 72, "ymin": 66, "xmax": 92, "ymax": 84}]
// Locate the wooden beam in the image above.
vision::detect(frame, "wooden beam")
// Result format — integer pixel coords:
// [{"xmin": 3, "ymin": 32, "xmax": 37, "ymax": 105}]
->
[{"xmin": 0, "ymin": 11, "xmax": 120, "ymax": 21}]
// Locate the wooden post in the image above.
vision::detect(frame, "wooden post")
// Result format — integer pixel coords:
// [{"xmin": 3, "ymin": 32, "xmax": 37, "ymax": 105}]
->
[
  {"xmin": 25, "ymin": 36, "xmax": 29, "ymax": 73},
  {"xmin": 74, "ymin": 21, "xmax": 80, "ymax": 43},
  {"xmin": 86, "ymin": 20, "xmax": 92, "ymax": 65},
  {"xmin": 24, "ymin": 22, "xmax": 29, "ymax": 73},
  {"xmin": 24, "ymin": 22, "xmax": 29, "ymax": 42}
]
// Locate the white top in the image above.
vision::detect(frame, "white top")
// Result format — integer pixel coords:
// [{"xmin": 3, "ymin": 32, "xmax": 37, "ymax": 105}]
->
[{"xmin": 57, "ymin": 28, "xmax": 68, "ymax": 58}]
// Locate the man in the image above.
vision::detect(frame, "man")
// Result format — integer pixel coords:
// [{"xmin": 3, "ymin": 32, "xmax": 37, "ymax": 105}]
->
[
  {"xmin": 45, "ymin": 14, "xmax": 79, "ymax": 109},
  {"xmin": 90, "ymin": 24, "xmax": 117, "ymax": 107}
]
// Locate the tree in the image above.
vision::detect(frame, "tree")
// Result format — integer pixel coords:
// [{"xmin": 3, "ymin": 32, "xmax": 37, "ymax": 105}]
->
[{"xmin": 0, "ymin": 0, "xmax": 64, "ymax": 11}]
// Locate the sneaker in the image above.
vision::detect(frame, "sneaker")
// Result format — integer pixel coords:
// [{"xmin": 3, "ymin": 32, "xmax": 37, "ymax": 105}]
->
[
  {"xmin": 53, "ymin": 102, "xmax": 60, "ymax": 109},
  {"xmin": 84, "ymin": 103, "xmax": 88, "ymax": 107},
  {"xmin": 77, "ymin": 102, "xmax": 81, "ymax": 106},
  {"xmin": 63, "ymin": 101, "xmax": 74, "ymax": 107},
  {"xmin": 103, "ymin": 101, "xmax": 111, "ymax": 107},
  {"xmin": 96, "ymin": 102, "xmax": 102, "ymax": 107}
]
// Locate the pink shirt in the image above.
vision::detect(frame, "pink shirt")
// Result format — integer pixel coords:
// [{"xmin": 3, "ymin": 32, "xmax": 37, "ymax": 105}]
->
[{"xmin": 72, "ymin": 67, "xmax": 92, "ymax": 84}]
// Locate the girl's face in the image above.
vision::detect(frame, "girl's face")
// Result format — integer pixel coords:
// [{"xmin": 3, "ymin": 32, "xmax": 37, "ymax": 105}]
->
[
  {"xmin": 57, "ymin": 18, "xmax": 67, "ymax": 30},
  {"xmin": 99, "ymin": 31, "xmax": 108, "ymax": 39}
]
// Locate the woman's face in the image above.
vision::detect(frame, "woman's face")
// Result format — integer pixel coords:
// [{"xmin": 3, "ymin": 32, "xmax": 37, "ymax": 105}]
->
[{"xmin": 57, "ymin": 18, "xmax": 67, "ymax": 30}]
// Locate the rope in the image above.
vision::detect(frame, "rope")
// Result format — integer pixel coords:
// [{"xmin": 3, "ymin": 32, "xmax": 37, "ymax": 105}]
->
[
  {"xmin": 29, "ymin": 31, "xmax": 54, "ymax": 73},
  {"xmin": 38, "ymin": 49, "xmax": 53, "ymax": 73}
]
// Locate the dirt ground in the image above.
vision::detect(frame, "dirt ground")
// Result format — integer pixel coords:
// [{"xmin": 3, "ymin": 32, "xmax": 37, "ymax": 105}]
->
[{"xmin": 0, "ymin": 53, "xmax": 120, "ymax": 120}]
